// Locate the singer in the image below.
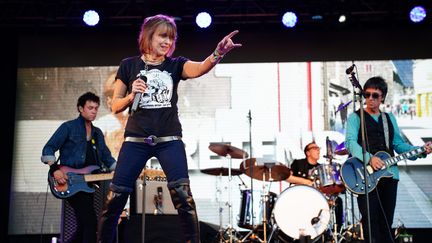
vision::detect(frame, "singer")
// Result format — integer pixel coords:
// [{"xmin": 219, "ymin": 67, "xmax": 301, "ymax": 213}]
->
[{"xmin": 97, "ymin": 14, "xmax": 241, "ymax": 243}]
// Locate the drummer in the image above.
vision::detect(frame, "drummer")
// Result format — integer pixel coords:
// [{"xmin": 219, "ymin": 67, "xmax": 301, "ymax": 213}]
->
[
  {"xmin": 286, "ymin": 142, "xmax": 320, "ymax": 186},
  {"xmin": 286, "ymin": 142, "xmax": 344, "ymax": 233}
]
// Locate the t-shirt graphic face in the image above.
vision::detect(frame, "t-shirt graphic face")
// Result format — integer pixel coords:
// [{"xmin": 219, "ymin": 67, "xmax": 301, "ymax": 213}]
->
[{"xmin": 138, "ymin": 69, "xmax": 173, "ymax": 109}]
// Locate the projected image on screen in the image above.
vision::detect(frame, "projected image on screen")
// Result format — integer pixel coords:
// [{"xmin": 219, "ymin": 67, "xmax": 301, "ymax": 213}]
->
[{"xmin": 10, "ymin": 60, "xmax": 432, "ymax": 235}]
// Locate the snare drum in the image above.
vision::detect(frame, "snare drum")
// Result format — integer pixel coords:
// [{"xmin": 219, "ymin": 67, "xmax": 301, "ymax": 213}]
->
[
  {"xmin": 238, "ymin": 189, "xmax": 277, "ymax": 229},
  {"xmin": 312, "ymin": 164, "xmax": 345, "ymax": 195},
  {"xmin": 272, "ymin": 185, "xmax": 330, "ymax": 241}
]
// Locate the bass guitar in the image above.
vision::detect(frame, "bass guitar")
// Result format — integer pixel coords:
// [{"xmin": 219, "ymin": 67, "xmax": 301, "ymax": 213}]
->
[
  {"xmin": 341, "ymin": 145, "xmax": 429, "ymax": 195},
  {"xmin": 48, "ymin": 165, "xmax": 113, "ymax": 199}
]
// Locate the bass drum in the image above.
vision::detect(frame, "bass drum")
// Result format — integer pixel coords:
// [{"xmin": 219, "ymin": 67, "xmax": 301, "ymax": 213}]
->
[{"xmin": 272, "ymin": 185, "xmax": 330, "ymax": 241}]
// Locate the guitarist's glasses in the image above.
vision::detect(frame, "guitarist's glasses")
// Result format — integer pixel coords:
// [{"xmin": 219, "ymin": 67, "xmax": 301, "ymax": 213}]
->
[{"xmin": 364, "ymin": 92, "xmax": 381, "ymax": 99}]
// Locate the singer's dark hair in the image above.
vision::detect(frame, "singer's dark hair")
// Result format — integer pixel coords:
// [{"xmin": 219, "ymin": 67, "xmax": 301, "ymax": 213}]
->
[
  {"xmin": 363, "ymin": 76, "xmax": 387, "ymax": 103},
  {"xmin": 77, "ymin": 92, "xmax": 100, "ymax": 112}
]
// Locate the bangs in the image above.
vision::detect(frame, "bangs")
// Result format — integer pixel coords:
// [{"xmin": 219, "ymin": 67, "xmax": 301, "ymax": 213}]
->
[{"xmin": 159, "ymin": 23, "xmax": 177, "ymax": 41}]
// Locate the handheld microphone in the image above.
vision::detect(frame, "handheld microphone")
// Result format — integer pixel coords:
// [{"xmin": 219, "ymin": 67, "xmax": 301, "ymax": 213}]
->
[
  {"xmin": 131, "ymin": 75, "xmax": 147, "ymax": 114},
  {"xmin": 345, "ymin": 64, "xmax": 355, "ymax": 74}
]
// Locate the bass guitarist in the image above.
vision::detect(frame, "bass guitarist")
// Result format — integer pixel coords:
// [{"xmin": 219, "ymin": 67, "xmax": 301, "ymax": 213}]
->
[
  {"xmin": 345, "ymin": 76, "xmax": 431, "ymax": 243},
  {"xmin": 41, "ymin": 92, "xmax": 116, "ymax": 243}
]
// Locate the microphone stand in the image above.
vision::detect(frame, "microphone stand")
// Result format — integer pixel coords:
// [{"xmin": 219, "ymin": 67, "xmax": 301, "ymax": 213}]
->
[
  {"xmin": 247, "ymin": 110, "xmax": 254, "ymax": 228},
  {"xmin": 348, "ymin": 70, "xmax": 372, "ymax": 243}
]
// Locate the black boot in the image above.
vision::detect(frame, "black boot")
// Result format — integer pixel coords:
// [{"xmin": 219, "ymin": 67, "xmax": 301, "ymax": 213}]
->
[
  {"xmin": 169, "ymin": 183, "xmax": 200, "ymax": 243},
  {"xmin": 97, "ymin": 190, "xmax": 129, "ymax": 243}
]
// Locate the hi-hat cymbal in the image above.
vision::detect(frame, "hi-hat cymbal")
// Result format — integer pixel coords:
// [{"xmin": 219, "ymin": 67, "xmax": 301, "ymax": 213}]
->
[
  {"xmin": 240, "ymin": 158, "xmax": 290, "ymax": 181},
  {"xmin": 201, "ymin": 167, "xmax": 243, "ymax": 176},
  {"xmin": 335, "ymin": 142, "xmax": 349, "ymax": 155},
  {"xmin": 208, "ymin": 143, "xmax": 249, "ymax": 159}
]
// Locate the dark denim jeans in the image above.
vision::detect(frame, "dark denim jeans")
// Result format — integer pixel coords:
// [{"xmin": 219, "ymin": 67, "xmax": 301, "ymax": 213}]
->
[
  {"xmin": 112, "ymin": 140, "xmax": 189, "ymax": 192},
  {"xmin": 357, "ymin": 178, "xmax": 398, "ymax": 243}
]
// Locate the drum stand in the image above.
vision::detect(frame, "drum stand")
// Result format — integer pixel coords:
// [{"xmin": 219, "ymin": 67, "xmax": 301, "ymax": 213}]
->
[
  {"xmin": 327, "ymin": 194, "xmax": 344, "ymax": 243},
  {"xmin": 239, "ymin": 163, "xmax": 275, "ymax": 243},
  {"xmin": 217, "ymin": 155, "xmax": 240, "ymax": 243}
]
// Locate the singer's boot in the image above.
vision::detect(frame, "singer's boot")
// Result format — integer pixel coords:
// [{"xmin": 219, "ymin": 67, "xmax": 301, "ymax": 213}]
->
[
  {"xmin": 169, "ymin": 183, "xmax": 200, "ymax": 243},
  {"xmin": 97, "ymin": 190, "xmax": 129, "ymax": 243}
]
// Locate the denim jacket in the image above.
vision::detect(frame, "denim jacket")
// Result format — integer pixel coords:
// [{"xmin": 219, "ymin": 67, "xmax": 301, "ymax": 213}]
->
[{"xmin": 41, "ymin": 115, "xmax": 116, "ymax": 170}]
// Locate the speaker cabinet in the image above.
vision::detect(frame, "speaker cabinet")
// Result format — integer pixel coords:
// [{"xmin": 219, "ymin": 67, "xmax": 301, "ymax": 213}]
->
[
  {"xmin": 118, "ymin": 215, "xmax": 219, "ymax": 243},
  {"xmin": 60, "ymin": 181, "xmax": 110, "ymax": 243}
]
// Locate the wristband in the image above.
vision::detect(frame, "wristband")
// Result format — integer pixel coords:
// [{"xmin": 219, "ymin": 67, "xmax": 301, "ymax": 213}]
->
[{"xmin": 211, "ymin": 49, "xmax": 224, "ymax": 63}]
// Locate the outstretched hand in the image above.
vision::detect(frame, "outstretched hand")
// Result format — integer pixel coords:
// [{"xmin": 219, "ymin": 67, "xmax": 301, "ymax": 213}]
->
[{"xmin": 216, "ymin": 30, "xmax": 242, "ymax": 55}]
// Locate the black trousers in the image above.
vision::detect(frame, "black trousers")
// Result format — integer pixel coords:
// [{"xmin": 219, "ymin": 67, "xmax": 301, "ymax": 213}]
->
[
  {"xmin": 67, "ymin": 191, "xmax": 98, "ymax": 243},
  {"xmin": 357, "ymin": 178, "xmax": 398, "ymax": 243}
]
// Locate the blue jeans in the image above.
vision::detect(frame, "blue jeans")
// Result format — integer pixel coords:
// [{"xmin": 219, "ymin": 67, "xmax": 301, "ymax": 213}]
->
[
  {"xmin": 112, "ymin": 140, "xmax": 189, "ymax": 192},
  {"xmin": 98, "ymin": 140, "xmax": 194, "ymax": 243}
]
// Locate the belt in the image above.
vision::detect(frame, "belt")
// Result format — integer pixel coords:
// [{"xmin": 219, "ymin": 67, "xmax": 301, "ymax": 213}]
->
[{"xmin": 125, "ymin": 135, "xmax": 182, "ymax": 146}]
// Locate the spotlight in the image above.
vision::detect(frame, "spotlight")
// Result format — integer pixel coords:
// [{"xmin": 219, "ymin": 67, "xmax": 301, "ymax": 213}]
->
[
  {"xmin": 83, "ymin": 10, "xmax": 100, "ymax": 26},
  {"xmin": 338, "ymin": 15, "xmax": 346, "ymax": 23},
  {"xmin": 409, "ymin": 6, "xmax": 426, "ymax": 23},
  {"xmin": 282, "ymin": 12, "xmax": 298, "ymax": 28},
  {"xmin": 195, "ymin": 12, "xmax": 212, "ymax": 28}
]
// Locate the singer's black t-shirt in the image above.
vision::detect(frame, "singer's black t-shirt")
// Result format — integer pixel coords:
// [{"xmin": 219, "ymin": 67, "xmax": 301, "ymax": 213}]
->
[{"xmin": 116, "ymin": 55, "xmax": 189, "ymax": 137}]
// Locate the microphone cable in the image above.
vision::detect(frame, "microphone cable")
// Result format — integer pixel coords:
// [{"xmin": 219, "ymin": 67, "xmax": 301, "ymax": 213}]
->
[{"xmin": 39, "ymin": 183, "xmax": 50, "ymax": 243}]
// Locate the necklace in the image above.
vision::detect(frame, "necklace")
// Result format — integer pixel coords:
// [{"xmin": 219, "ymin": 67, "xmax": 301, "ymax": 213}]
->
[{"xmin": 142, "ymin": 56, "xmax": 164, "ymax": 66}]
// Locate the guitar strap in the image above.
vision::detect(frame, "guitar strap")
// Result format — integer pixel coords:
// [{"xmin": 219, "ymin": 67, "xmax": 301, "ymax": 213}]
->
[
  {"xmin": 91, "ymin": 135, "xmax": 108, "ymax": 172},
  {"xmin": 381, "ymin": 112, "xmax": 390, "ymax": 150}
]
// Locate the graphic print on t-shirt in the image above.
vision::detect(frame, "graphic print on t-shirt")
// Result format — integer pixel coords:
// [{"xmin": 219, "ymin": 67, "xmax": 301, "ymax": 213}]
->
[{"xmin": 138, "ymin": 69, "xmax": 173, "ymax": 109}]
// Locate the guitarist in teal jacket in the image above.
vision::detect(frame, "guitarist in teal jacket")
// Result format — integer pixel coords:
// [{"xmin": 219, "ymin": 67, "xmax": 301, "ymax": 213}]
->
[
  {"xmin": 41, "ymin": 92, "xmax": 116, "ymax": 243},
  {"xmin": 344, "ymin": 76, "xmax": 431, "ymax": 243}
]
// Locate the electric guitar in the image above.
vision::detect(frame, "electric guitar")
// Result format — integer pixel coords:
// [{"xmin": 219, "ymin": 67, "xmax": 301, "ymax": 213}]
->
[
  {"xmin": 341, "ymin": 144, "xmax": 430, "ymax": 195},
  {"xmin": 48, "ymin": 165, "xmax": 113, "ymax": 199}
]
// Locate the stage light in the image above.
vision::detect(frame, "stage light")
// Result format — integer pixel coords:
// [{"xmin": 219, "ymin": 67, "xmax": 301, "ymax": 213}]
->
[
  {"xmin": 282, "ymin": 12, "xmax": 297, "ymax": 28},
  {"xmin": 83, "ymin": 10, "xmax": 100, "ymax": 26},
  {"xmin": 338, "ymin": 15, "xmax": 346, "ymax": 23},
  {"xmin": 409, "ymin": 6, "xmax": 426, "ymax": 23},
  {"xmin": 195, "ymin": 12, "xmax": 212, "ymax": 28}
]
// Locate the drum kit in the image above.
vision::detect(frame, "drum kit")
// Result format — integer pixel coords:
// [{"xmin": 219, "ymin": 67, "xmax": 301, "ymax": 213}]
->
[{"xmin": 201, "ymin": 141, "xmax": 352, "ymax": 243}]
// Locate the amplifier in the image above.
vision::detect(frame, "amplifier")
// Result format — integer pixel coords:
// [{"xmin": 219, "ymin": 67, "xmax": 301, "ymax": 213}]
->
[{"xmin": 135, "ymin": 180, "xmax": 177, "ymax": 215}]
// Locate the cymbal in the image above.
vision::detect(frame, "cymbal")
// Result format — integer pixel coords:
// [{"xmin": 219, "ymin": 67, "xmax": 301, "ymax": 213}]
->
[
  {"xmin": 240, "ymin": 158, "xmax": 290, "ymax": 181},
  {"xmin": 208, "ymin": 143, "xmax": 248, "ymax": 159},
  {"xmin": 201, "ymin": 167, "xmax": 243, "ymax": 176},
  {"xmin": 335, "ymin": 142, "xmax": 349, "ymax": 155}
]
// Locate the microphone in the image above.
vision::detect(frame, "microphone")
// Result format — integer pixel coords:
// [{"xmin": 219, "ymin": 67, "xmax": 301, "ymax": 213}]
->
[
  {"xmin": 345, "ymin": 64, "xmax": 355, "ymax": 74},
  {"xmin": 131, "ymin": 74, "xmax": 147, "ymax": 114},
  {"xmin": 311, "ymin": 209, "xmax": 323, "ymax": 225}
]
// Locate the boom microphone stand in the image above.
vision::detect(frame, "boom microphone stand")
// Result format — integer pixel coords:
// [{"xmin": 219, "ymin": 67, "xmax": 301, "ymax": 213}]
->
[{"xmin": 347, "ymin": 64, "xmax": 372, "ymax": 243}]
